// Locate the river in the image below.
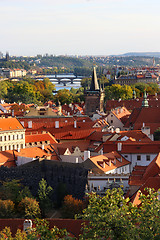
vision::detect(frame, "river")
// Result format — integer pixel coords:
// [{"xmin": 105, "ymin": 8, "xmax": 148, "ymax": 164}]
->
[{"xmin": 45, "ymin": 74, "xmax": 82, "ymax": 92}]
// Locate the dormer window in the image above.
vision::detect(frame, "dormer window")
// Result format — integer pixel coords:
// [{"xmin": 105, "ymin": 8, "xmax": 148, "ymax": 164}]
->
[
  {"xmin": 137, "ymin": 155, "xmax": 141, "ymax": 161},
  {"xmin": 146, "ymin": 155, "xmax": 150, "ymax": 161}
]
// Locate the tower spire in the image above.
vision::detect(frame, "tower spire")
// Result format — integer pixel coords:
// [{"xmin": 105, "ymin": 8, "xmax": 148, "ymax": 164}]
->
[
  {"xmin": 90, "ymin": 67, "xmax": 99, "ymax": 91},
  {"xmin": 142, "ymin": 91, "xmax": 149, "ymax": 108}
]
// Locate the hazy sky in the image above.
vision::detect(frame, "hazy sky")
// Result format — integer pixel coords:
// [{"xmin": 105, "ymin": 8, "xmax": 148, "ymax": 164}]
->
[{"xmin": 1, "ymin": 0, "xmax": 160, "ymax": 56}]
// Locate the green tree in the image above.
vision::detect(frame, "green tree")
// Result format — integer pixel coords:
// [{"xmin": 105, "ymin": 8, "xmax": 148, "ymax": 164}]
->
[
  {"xmin": 0, "ymin": 179, "xmax": 21, "ymax": 203},
  {"xmin": 0, "ymin": 219, "xmax": 72, "ymax": 240},
  {"xmin": 0, "ymin": 81, "xmax": 8, "ymax": 99},
  {"xmin": 38, "ymin": 178, "xmax": 53, "ymax": 217},
  {"xmin": 81, "ymin": 78, "xmax": 91, "ymax": 89},
  {"xmin": 61, "ymin": 195, "xmax": 86, "ymax": 219},
  {"xmin": 153, "ymin": 127, "xmax": 160, "ymax": 141},
  {"xmin": 79, "ymin": 188, "xmax": 134, "ymax": 240},
  {"xmin": 99, "ymin": 75, "xmax": 109, "ymax": 90},
  {"xmin": 54, "ymin": 89, "xmax": 73, "ymax": 105},
  {"xmin": 0, "ymin": 199, "xmax": 15, "ymax": 218},
  {"xmin": 79, "ymin": 188, "xmax": 160, "ymax": 240},
  {"xmin": 121, "ymin": 85, "xmax": 133, "ymax": 100},
  {"xmin": 18, "ymin": 197, "xmax": 41, "ymax": 219}
]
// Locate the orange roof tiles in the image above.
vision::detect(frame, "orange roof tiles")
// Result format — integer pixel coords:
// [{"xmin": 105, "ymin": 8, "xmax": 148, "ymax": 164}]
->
[
  {"xmin": 25, "ymin": 133, "xmax": 58, "ymax": 144},
  {"xmin": 124, "ymin": 107, "xmax": 160, "ymax": 133},
  {"xmin": 111, "ymin": 107, "xmax": 131, "ymax": 120},
  {"xmin": 51, "ymin": 140, "xmax": 91, "ymax": 154},
  {"xmin": 0, "ymin": 117, "xmax": 24, "ymax": 131},
  {"xmin": 88, "ymin": 151, "xmax": 130, "ymax": 173},
  {"xmin": 103, "ymin": 141, "xmax": 160, "ymax": 154},
  {"xmin": 106, "ymin": 94, "xmax": 160, "ymax": 112},
  {"xmin": 13, "ymin": 147, "xmax": 52, "ymax": 159},
  {"xmin": 0, "ymin": 151, "xmax": 16, "ymax": 167}
]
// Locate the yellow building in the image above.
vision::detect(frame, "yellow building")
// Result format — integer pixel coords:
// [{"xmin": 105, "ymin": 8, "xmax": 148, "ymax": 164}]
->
[{"xmin": 0, "ymin": 117, "xmax": 25, "ymax": 151}]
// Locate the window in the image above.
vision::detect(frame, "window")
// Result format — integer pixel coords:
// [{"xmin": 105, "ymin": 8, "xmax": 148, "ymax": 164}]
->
[
  {"xmin": 124, "ymin": 155, "xmax": 128, "ymax": 158},
  {"xmin": 0, "ymin": 136, "xmax": 2, "ymax": 141},
  {"xmin": 21, "ymin": 144, "xmax": 23, "ymax": 149},
  {"xmin": 137, "ymin": 155, "xmax": 141, "ymax": 161},
  {"xmin": 8, "ymin": 135, "xmax": 10, "ymax": 141},
  {"xmin": 4, "ymin": 136, "xmax": 7, "ymax": 141},
  {"xmin": 21, "ymin": 134, "xmax": 24, "ymax": 139},
  {"xmin": 146, "ymin": 155, "xmax": 150, "ymax": 161},
  {"xmin": 111, "ymin": 120, "xmax": 113, "ymax": 124}
]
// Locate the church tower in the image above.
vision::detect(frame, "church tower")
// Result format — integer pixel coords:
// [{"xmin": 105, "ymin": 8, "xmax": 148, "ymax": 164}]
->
[
  {"xmin": 85, "ymin": 67, "xmax": 105, "ymax": 117},
  {"xmin": 141, "ymin": 91, "xmax": 149, "ymax": 108}
]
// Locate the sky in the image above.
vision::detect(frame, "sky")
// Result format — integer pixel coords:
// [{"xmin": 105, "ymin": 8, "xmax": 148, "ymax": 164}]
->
[{"xmin": 1, "ymin": 0, "xmax": 160, "ymax": 56}]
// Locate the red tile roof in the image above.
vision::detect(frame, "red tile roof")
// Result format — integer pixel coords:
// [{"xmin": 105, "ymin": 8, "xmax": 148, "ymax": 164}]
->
[
  {"xmin": 87, "ymin": 151, "xmax": 130, "ymax": 173},
  {"xmin": 0, "ymin": 151, "xmax": 16, "ymax": 167},
  {"xmin": 103, "ymin": 141, "xmax": 160, "ymax": 154},
  {"xmin": 129, "ymin": 152, "xmax": 160, "ymax": 186},
  {"xmin": 25, "ymin": 133, "xmax": 58, "ymax": 144},
  {"xmin": 0, "ymin": 219, "xmax": 86, "ymax": 238},
  {"xmin": 124, "ymin": 107, "xmax": 160, "ymax": 133},
  {"xmin": 106, "ymin": 95, "xmax": 160, "ymax": 112},
  {"xmin": 0, "ymin": 117, "xmax": 24, "ymax": 131}
]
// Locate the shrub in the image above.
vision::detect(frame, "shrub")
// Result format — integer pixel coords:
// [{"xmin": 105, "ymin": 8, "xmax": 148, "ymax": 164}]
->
[
  {"xmin": 0, "ymin": 199, "xmax": 15, "ymax": 218},
  {"xmin": 61, "ymin": 195, "xmax": 86, "ymax": 219},
  {"xmin": 18, "ymin": 197, "xmax": 41, "ymax": 218}
]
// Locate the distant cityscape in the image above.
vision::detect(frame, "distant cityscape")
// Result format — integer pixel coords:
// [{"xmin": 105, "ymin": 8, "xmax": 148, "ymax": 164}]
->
[{"xmin": 0, "ymin": 51, "xmax": 159, "ymax": 238}]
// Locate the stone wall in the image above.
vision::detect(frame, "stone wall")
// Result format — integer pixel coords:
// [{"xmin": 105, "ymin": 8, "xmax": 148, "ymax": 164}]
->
[{"xmin": 0, "ymin": 160, "xmax": 88, "ymax": 201}]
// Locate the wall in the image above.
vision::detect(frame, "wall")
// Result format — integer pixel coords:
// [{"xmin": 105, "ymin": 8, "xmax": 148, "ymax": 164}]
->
[
  {"xmin": 0, "ymin": 160, "xmax": 88, "ymax": 201},
  {"xmin": 121, "ymin": 153, "xmax": 157, "ymax": 170}
]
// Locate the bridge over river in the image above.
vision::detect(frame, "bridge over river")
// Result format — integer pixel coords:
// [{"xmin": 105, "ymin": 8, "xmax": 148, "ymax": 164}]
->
[{"xmin": 34, "ymin": 74, "xmax": 86, "ymax": 86}]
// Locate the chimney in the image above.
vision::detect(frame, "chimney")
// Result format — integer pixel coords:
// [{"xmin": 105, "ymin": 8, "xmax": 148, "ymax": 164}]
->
[
  {"xmin": 23, "ymin": 219, "xmax": 32, "ymax": 232},
  {"xmin": 55, "ymin": 121, "xmax": 59, "ymax": 128},
  {"xmin": 41, "ymin": 144, "xmax": 44, "ymax": 150},
  {"xmin": 117, "ymin": 142, "xmax": 122, "ymax": 151},
  {"xmin": 84, "ymin": 150, "xmax": 90, "ymax": 161},
  {"xmin": 102, "ymin": 161, "xmax": 105, "ymax": 168},
  {"xmin": 100, "ymin": 148, "xmax": 103, "ymax": 155},
  {"xmin": 74, "ymin": 120, "xmax": 77, "ymax": 128},
  {"xmin": 12, "ymin": 110, "xmax": 14, "ymax": 117}
]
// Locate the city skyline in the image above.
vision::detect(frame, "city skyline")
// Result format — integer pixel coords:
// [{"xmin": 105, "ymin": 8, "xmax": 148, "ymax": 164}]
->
[{"xmin": 1, "ymin": 0, "xmax": 160, "ymax": 56}]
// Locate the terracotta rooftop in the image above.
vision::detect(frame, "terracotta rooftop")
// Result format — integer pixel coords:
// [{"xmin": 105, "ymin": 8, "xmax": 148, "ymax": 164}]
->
[
  {"xmin": 87, "ymin": 151, "xmax": 130, "ymax": 173},
  {"xmin": 0, "ymin": 151, "xmax": 16, "ymax": 167},
  {"xmin": 124, "ymin": 107, "xmax": 160, "ymax": 133},
  {"xmin": 0, "ymin": 219, "xmax": 86, "ymax": 238},
  {"xmin": 25, "ymin": 132, "xmax": 58, "ymax": 144},
  {"xmin": 0, "ymin": 117, "xmax": 24, "ymax": 131},
  {"xmin": 103, "ymin": 141, "xmax": 160, "ymax": 154},
  {"xmin": 106, "ymin": 94, "xmax": 160, "ymax": 111}
]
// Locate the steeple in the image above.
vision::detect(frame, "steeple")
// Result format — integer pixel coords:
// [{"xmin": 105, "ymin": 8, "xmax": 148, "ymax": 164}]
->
[
  {"xmin": 142, "ymin": 91, "xmax": 149, "ymax": 108},
  {"xmin": 90, "ymin": 67, "xmax": 100, "ymax": 91}
]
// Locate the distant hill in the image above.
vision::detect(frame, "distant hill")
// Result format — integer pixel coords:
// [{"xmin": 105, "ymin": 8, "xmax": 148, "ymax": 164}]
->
[{"xmin": 121, "ymin": 52, "xmax": 160, "ymax": 57}]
